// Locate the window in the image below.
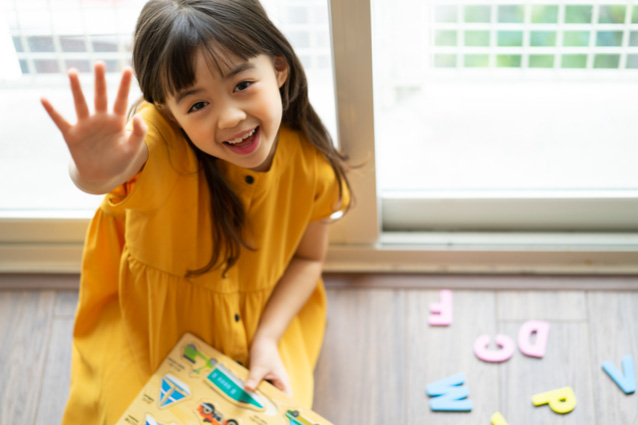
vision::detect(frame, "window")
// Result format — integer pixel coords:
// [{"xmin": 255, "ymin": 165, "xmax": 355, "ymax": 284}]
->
[
  {"xmin": 1, "ymin": 0, "xmax": 146, "ymax": 215},
  {"xmin": 324, "ymin": 0, "xmax": 638, "ymax": 273},
  {"xmin": 0, "ymin": 0, "xmax": 342, "ymax": 272},
  {"xmin": 2, "ymin": 0, "xmax": 637, "ymax": 275},
  {"xmin": 0, "ymin": 0, "xmax": 336, "ymax": 216},
  {"xmin": 371, "ymin": 1, "xmax": 638, "ymax": 231}
]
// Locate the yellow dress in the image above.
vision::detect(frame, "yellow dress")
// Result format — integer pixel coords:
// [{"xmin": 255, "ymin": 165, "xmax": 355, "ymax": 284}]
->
[{"xmin": 61, "ymin": 103, "xmax": 346, "ymax": 424}]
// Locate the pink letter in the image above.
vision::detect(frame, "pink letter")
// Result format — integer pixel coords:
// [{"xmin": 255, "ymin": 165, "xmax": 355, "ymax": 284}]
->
[
  {"xmin": 473, "ymin": 334, "xmax": 515, "ymax": 363},
  {"xmin": 429, "ymin": 290, "xmax": 453, "ymax": 326},
  {"xmin": 518, "ymin": 320, "xmax": 550, "ymax": 358}
]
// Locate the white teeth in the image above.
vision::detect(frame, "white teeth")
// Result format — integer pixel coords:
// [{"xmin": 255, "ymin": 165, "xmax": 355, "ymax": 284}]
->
[{"xmin": 226, "ymin": 128, "xmax": 256, "ymax": 144}]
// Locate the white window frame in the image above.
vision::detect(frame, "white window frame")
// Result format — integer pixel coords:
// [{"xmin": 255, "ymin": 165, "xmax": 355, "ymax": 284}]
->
[
  {"xmin": 1, "ymin": 0, "xmax": 638, "ymax": 278},
  {"xmin": 325, "ymin": 0, "xmax": 638, "ymax": 275}
]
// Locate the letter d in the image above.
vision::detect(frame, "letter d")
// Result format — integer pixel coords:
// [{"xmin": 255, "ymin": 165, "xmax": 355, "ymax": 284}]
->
[{"xmin": 518, "ymin": 320, "xmax": 550, "ymax": 358}]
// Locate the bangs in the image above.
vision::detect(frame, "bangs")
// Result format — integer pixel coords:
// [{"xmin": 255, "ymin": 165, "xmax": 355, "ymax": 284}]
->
[{"xmin": 154, "ymin": 9, "xmax": 265, "ymax": 102}]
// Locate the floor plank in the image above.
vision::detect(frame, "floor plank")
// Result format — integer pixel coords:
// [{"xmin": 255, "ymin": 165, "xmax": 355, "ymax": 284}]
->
[
  {"xmin": 0, "ymin": 291, "xmax": 55, "ymax": 425},
  {"xmin": 587, "ymin": 291, "xmax": 638, "ymax": 425},
  {"xmin": 34, "ymin": 316, "xmax": 74, "ymax": 425},
  {"xmin": 404, "ymin": 290, "xmax": 500, "ymax": 424},
  {"xmin": 497, "ymin": 290, "xmax": 587, "ymax": 321},
  {"xmin": 314, "ymin": 288, "xmax": 406, "ymax": 425},
  {"xmin": 54, "ymin": 290, "xmax": 79, "ymax": 318}
]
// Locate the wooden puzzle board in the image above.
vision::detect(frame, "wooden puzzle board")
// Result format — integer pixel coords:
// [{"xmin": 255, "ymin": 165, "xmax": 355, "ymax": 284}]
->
[{"xmin": 116, "ymin": 333, "xmax": 332, "ymax": 425}]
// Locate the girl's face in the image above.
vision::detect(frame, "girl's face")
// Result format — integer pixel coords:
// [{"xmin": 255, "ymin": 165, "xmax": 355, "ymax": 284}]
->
[{"xmin": 165, "ymin": 50, "xmax": 288, "ymax": 172}]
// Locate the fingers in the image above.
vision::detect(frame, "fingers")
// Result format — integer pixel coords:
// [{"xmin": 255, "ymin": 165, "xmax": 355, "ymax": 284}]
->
[
  {"xmin": 245, "ymin": 367, "xmax": 292, "ymax": 398},
  {"xmin": 128, "ymin": 114, "xmax": 148, "ymax": 147},
  {"xmin": 265, "ymin": 373, "xmax": 293, "ymax": 398},
  {"xmin": 94, "ymin": 62, "xmax": 108, "ymax": 113},
  {"xmin": 244, "ymin": 365, "xmax": 267, "ymax": 392},
  {"xmin": 41, "ymin": 97, "xmax": 71, "ymax": 135},
  {"xmin": 113, "ymin": 67, "xmax": 133, "ymax": 116},
  {"xmin": 68, "ymin": 69, "xmax": 89, "ymax": 120}
]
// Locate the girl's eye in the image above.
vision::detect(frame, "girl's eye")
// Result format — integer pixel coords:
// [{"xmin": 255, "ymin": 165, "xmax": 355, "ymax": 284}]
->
[
  {"xmin": 234, "ymin": 81, "xmax": 253, "ymax": 92},
  {"xmin": 188, "ymin": 101, "xmax": 207, "ymax": 113}
]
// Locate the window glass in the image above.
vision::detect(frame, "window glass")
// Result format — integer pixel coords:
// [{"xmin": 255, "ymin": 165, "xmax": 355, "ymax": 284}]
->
[
  {"xmin": 0, "ymin": 0, "xmax": 146, "ymax": 215},
  {"xmin": 371, "ymin": 1, "xmax": 638, "ymax": 195},
  {"xmin": 0, "ymin": 0, "xmax": 335, "ymax": 216}
]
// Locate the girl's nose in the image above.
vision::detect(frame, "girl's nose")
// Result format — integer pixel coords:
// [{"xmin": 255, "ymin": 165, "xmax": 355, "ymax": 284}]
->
[{"xmin": 218, "ymin": 104, "xmax": 246, "ymax": 130}]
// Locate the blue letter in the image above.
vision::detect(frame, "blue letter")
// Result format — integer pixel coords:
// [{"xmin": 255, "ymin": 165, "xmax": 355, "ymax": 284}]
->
[
  {"xmin": 602, "ymin": 355, "xmax": 636, "ymax": 394},
  {"xmin": 426, "ymin": 373, "xmax": 473, "ymax": 412}
]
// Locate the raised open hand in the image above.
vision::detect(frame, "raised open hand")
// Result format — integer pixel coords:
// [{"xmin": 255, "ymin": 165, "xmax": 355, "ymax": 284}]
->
[{"xmin": 41, "ymin": 62, "xmax": 148, "ymax": 194}]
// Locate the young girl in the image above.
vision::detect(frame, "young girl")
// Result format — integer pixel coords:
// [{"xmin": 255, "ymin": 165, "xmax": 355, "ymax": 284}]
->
[{"xmin": 40, "ymin": 0, "xmax": 350, "ymax": 423}]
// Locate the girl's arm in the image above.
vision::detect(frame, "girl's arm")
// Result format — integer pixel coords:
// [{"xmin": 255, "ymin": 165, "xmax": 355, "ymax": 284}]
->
[
  {"xmin": 244, "ymin": 219, "xmax": 330, "ymax": 396},
  {"xmin": 41, "ymin": 62, "xmax": 148, "ymax": 194}
]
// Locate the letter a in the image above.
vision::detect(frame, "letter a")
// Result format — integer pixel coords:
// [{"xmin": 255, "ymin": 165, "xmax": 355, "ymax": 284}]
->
[
  {"xmin": 532, "ymin": 386, "xmax": 576, "ymax": 414},
  {"xmin": 426, "ymin": 373, "xmax": 473, "ymax": 412},
  {"xmin": 429, "ymin": 289, "xmax": 453, "ymax": 326},
  {"xmin": 602, "ymin": 355, "xmax": 636, "ymax": 394},
  {"xmin": 518, "ymin": 320, "xmax": 550, "ymax": 358}
]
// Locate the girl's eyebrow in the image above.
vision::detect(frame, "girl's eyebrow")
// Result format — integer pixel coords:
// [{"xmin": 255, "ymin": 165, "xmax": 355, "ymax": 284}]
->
[
  {"xmin": 225, "ymin": 62, "xmax": 256, "ymax": 79},
  {"xmin": 175, "ymin": 87, "xmax": 205, "ymax": 105}
]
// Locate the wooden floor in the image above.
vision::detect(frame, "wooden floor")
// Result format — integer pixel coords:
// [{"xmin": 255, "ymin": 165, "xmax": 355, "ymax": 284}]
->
[{"xmin": 1, "ymin": 275, "xmax": 638, "ymax": 425}]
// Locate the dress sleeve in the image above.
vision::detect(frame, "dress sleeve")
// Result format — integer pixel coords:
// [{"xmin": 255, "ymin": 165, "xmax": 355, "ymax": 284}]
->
[
  {"xmin": 105, "ymin": 104, "xmax": 191, "ymax": 212},
  {"xmin": 309, "ymin": 152, "xmax": 351, "ymax": 222}
]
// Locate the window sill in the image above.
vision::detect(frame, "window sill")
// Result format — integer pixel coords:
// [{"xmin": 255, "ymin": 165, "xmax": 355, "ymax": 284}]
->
[
  {"xmin": 2, "ymin": 217, "xmax": 637, "ymax": 275},
  {"xmin": 324, "ymin": 231, "xmax": 638, "ymax": 275}
]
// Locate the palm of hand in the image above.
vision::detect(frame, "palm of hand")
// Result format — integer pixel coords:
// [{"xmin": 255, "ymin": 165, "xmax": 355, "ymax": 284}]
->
[
  {"xmin": 64, "ymin": 113, "xmax": 134, "ymax": 182},
  {"xmin": 41, "ymin": 62, "xmax": 147, "ymax": 186}
]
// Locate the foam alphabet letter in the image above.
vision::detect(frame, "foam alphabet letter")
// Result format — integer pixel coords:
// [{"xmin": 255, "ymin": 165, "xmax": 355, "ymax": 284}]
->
[
  {"xmin": 491, "ymin": 412, "xmax": 509, "ymax": 425},
  {"xmin": 532, "ymin": 386, "xmax": 576, "ymax": 414},
  {"xmin": 426, "ymin": 373, "xmax": 473, "ymax": 412},
  {"xmin": 429, "ymin": 289, "xmax": 453, "ymax": 326},
  {"xmin": 518, "ymin": 320, "xmax": 550, "ymax": 358},
  {"xmin": 473, "ymin": 334, "xmax": 516, "ymax": 363},
  {"xmin": 602, "ymin": 355, "xmax": 636, "ymax": 394}
]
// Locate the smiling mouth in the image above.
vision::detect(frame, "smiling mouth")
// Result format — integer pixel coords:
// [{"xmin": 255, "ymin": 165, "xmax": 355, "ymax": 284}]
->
[
  {"xmin": 223, "ymin": 126, "xmax": 260, "ymax": 155},
  {"xmin": 224, "ymin": 127, "xmax": 257, "ymax": 147}
]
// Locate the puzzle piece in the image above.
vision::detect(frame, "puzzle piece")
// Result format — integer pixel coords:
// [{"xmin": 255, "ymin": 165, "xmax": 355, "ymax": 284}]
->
[
  {"xmin": 159, "ymin": 374, "xmax": 191, "ymax": 408},
  {"xmin": 518, "ymin": 320, "xmax": 550, "ymax": 358},
  {"xmin": 473, "ymin": 334, "xmax": 515, "ymax": 363},
  {"xmin": 602, "ymin": 355, "xmax": 636, "ymax": 394},
  {"xmin": 426, "ymin": 373, "xmax": 473, "ymax": 412},
  {"xmin": 532, "ymin": 386, "xmax": 576, "ymax": 414},
  {"xmin": 429, "ymin": 290, "xmax": 453, "ymax": 326}
]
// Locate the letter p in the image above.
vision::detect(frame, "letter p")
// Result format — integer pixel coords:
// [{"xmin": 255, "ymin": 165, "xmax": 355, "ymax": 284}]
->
[{"xmin": 532, "ymin": 386, "xmax": 576, "ymax": 414}]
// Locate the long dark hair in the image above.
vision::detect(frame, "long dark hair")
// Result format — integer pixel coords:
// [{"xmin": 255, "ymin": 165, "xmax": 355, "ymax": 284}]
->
[{"xmin": 132, "ymin": 0, "xmax": 351, "ymax": 277}]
